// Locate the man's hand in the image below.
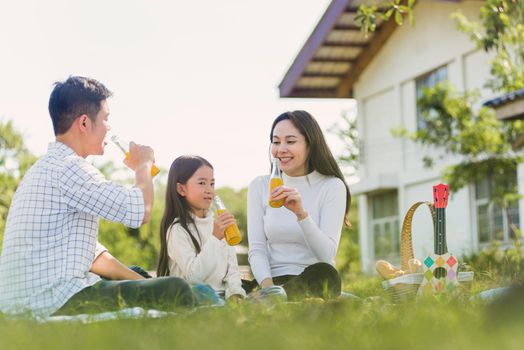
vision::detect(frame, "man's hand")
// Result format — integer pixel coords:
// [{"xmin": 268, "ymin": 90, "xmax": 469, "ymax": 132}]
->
[
  {"xmin": 123, "ymin": 142, "xmax": 155, "ymax": 224},
  {"xmin": 123, "ymin": 141, "xmax": 155, "ymax": 171}
]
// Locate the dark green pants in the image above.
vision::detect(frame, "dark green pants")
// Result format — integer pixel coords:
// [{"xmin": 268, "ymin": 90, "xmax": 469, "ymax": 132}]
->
[
  {"xmin": 53, "ymin": 276, "xmax": 194, "ymax": 315},
  {"xmin": 243, "ymin": 262, "xmax": 341, "ymax": 301}
]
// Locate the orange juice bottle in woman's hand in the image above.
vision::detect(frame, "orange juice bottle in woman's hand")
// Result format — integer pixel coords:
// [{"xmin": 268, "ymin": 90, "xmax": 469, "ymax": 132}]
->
[
  {"xmin": 214, "ymin": 195, "xmax": 242, "ymax": 246},
  {"xmin": 268, "ymin": 158, "xmax": 285, "ymax": 208},
  {"xmin": 111, "ymin": 135, "xmax": 160, "ymax": 177}
]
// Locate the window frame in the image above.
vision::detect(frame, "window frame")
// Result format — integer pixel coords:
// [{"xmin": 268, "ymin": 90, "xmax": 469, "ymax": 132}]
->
[
  {"xmin": 474, "ymin": 174, "xmax": 520, "ymax": 246},
  {"xmin": 415, "ymin": 65, "xmax": 449, "ymax": 130},
  {"xmin": 369, "ymin": 190, "xmax": 400, "ymax": 262}
]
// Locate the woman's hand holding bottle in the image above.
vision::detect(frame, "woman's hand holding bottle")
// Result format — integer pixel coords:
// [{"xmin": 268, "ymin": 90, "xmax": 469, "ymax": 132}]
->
[{"xmin": 270, "ymin": 186, "xmax": 308, "ymax": 221}]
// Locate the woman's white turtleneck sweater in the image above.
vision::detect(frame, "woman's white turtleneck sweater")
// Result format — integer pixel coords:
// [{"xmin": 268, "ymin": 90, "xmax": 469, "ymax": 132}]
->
[
  {"xmin": 247, "ymin": 170, "xmax": 347, "ymax": 284},
  {"xmin": 167, "ymin": 211, "xmax": 246, "ymax": 298}
]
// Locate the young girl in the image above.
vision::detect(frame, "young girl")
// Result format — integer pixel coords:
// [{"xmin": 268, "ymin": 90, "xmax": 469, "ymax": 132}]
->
[{"xmin": 156, "ymin": 155, "xmax": 246, "ymax": 300}]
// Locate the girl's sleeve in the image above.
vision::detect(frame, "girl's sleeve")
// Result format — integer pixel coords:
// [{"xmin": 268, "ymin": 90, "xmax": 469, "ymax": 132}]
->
[
  {"xmin": 247, "ymin": 177, "xmax": 272, "ymax": 284},
  {"xmin": 298, "ymin": 178, "xmax": 347, "ymax": 264},
  {"xmin": 167, "ymin": 224, "xmax": 225, "ymax": 284},
  {"xmin": 224, "ymin": 246, "xmax": 247, "ymax": 298}
]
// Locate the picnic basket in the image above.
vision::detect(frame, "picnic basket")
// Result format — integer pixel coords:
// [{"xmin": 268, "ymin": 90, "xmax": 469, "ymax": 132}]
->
[{"xmin": 381, "ymin": 201, "xmax": 474, "ymax": 302}]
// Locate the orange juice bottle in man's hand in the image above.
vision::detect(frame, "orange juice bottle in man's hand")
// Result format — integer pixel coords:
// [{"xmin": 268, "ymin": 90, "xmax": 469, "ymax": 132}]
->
[{"xmin": 110, "ymin": 135, "xmax": 160, "ymax": 177}]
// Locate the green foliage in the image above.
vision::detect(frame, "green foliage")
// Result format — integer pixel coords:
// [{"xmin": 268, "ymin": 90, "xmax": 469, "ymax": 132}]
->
[
  {"xmin": 328, "ymin": 110, "xmax": 359, "ymax": 176},
  {"xmin": 0, "ymin": 120, "xmax": 37, "ymax": 250},
  {"xmin": 337, "ymin": 199, "xmax": 361, "ymax": 278},
  {"xmin": 393, "ymin": 82, "xmax": 524, "ymax": 210},
  {"xmin": 452, "ymin": 0, "xmax": 524, "ymax": 93},
  {"xmin": 464, "ymin": 238, "xmax": 524, "ymax": 287},
  {"xmin": 330, "ymin": 110, "xmax": 361, "ymax": 276},
  {"xmin": 356, "ymin": 0, "xmax": 415, "ymax": 37}
]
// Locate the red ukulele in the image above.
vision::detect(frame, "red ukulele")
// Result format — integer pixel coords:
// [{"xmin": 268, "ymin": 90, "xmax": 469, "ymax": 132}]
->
[{"xmin": 418, "ymin": 184, "xmax": 459, "ymax": 296}]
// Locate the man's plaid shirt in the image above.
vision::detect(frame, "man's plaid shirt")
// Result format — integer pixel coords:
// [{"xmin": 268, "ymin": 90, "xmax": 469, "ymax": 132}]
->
[{"xmin": 0, "ymin": 142, "xmax": 144, "ymax": 316}]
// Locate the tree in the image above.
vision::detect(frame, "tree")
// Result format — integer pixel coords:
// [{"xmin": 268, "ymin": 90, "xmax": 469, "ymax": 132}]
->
[
  {"xmin": 393, "ymin": 83, "xmax": 524, "ymax": 233},
  {"xmin": 328, "ymin": 110, "xmax": 360, "ymax": 177},
  {"xmin": 330, "ymin": 111, "xmax": 361, "ymax": 273},
  {"xmin": 356, "ymin": 0, "xmax": 415, "ymax": 37},
  {"xmin": 452, "ymin": 0, "xmax": 524, "ymax": 93},
  {"xmin": 0, "ymin": 120, "xmax": 37, "ymax": 249}
]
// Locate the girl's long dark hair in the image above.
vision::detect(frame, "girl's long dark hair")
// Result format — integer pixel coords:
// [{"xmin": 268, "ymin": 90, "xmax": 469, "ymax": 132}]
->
[
  {"xmin": 270, "ymin": 110, "xmax": 352, "ymax": 226},
  {"xmin": 156, "ymin": 155, "xmax": 213, "ymax": 277}
]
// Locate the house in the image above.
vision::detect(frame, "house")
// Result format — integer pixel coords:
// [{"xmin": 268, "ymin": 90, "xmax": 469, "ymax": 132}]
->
[{"xmin": 279, "ymin": 0, "xmax": 521, "ymax": 272}]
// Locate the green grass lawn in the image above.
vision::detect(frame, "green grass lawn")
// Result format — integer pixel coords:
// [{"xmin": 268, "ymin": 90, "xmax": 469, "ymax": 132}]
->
[{"xmin": 1, "ymin": 276, "xmax": 523, "ymax": 350}]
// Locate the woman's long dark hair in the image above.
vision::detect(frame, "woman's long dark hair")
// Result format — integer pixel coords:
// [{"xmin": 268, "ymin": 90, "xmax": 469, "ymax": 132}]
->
[
  {"xmin": 156, "ymin": 155, "xmax": 213, "ymax": 277},
  {"xmin": 270, "ymin": 110, "xmax": 352, "ymax": 226}
]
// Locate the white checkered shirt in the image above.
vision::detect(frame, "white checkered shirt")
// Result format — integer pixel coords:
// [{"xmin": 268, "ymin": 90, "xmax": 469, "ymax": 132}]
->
[{"xmin": 0, "ymin": 142, "xmax": 144, "ymax": 316}]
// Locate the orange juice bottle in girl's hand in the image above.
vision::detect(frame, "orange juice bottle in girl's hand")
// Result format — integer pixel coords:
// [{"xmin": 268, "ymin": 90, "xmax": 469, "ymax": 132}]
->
[
  {"xmin": 110, "ymin": 135, "xmax": 160, "ymax": 177},
  {"xmin": 268, "ymin": 158, "xmax": 285, "ymax": 208},
  {"xmin": 214, "ymin": 195, "xmax": 242, "ymax": 246}
]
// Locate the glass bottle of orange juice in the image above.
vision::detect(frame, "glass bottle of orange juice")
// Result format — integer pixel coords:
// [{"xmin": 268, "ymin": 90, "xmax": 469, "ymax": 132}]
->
[
  {"xmin": 214, "ymin": 195, "xmax": 242, "ymax": 246},
  {"xmin": 110, "ymin": 135, "xmax": 160, "ymax": 177},
  {"xmin": 268, "ymin": 158, "xmax": 285, "ymax": 208}
]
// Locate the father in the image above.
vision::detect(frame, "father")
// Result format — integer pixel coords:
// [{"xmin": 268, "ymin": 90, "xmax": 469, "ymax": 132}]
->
[{"xmin": 0, "ymin": 76, "xmax": 193, "ymax": 317}]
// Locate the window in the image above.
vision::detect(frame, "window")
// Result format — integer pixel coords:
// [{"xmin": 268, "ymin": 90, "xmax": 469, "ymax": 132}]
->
[
  {"xmin": 371, "ymin": 191, "xmax": 399, "ymax": 260},
  {"xmin": 415, "ymin": 66, "xmax": 448, "ymax": 130},
  {"xmin": 475, "ymin": 174, "xmax": 520, "ymax": 244}
]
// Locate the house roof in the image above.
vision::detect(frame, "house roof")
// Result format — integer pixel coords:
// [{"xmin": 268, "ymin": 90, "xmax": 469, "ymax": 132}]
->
[
  {"xmin": 483, "ymin": 88, "xmax": 524, "ymax": 108},
  {"xmin": 278, "ymin": 0, "xmax": 399, "ymax": 98},
  {"xmin": 483, "ymin": 89, "xmax": 524, "ymax": 149},
  {"xmin": 483, "ymin": 88, "xmax": 524, "ymax": 121}
]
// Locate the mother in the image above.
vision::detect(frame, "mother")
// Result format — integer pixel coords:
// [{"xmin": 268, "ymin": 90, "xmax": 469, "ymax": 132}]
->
[{"xmin": 247, "ymin": 110, "xmax": 351, "ymax": 301}]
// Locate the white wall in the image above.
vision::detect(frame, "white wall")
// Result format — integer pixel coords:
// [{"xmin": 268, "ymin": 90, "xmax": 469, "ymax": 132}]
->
[{"xmin": 362, "ymin": 88, "xmax": 403, "ymax": 177}]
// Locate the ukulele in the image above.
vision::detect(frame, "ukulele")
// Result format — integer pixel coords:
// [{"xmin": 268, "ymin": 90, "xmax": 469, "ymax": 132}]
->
[{"xmin": 418, "ymin": 184, "xmax": 458, "ymax": 296}]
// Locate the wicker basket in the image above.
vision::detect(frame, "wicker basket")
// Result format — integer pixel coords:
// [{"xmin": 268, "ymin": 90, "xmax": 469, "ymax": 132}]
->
[
  {"xmin": 383, "ymin": 271, "xmax": 474, "ymax": 302},
  {"xmin": 381, "ymin": 201, "xmax": 474, "ymax": 302}
]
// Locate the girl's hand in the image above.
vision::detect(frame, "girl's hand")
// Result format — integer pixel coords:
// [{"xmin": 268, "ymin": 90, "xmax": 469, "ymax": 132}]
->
[
  {"xmin": 213, "ymin": 211, "xmax": 236, "ymax": 240},
  {"xmin": 270, "ymin": 186, "xmax": 308, "ymax": 220}
]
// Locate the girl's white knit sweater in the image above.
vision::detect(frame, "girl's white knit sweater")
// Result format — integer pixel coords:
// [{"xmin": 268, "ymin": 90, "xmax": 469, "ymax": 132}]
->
[{"xmin": 167, "ymin": 211, "xmax": 245, "ymax": 298}]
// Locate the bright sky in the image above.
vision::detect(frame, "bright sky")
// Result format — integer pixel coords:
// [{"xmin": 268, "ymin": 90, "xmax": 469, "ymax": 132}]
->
[{"xmin": 0, "ymin": 0, "xmax": 356, "ymax": 189}]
